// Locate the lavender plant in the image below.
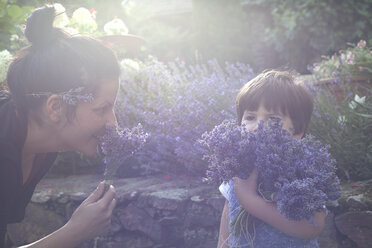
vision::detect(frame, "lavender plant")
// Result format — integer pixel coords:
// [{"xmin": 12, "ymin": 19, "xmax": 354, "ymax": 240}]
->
[
  {"xmin": 116, "ymin": 57, "xmax": 255, "ymax": 176},
  {"xmin": 199, "ymin": 118, "xmax": 341, "ymax": 221},
  {"xmin": 100, "ymin": 124, "xmax": 148, "ymax": 184}
]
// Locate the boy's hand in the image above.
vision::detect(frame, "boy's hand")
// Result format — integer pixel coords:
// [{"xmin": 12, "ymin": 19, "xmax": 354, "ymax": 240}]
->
[{"xmin": 233, "ymin": 168, "xmax": 259, "ymax": 198}]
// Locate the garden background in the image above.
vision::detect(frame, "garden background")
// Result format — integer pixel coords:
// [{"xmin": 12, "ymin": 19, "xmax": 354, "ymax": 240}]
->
[{"xmin": 0, "ymin": 0, "xmax": 371, "ymax": 247}]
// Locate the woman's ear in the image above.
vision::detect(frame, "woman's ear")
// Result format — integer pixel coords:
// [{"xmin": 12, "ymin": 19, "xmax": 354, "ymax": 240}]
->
[{"xmin": 46, "ymin": 94, "xmax": 63, "ymax": 123}]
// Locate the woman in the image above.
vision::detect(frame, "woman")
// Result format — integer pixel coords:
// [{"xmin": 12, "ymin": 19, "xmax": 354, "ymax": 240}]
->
[{"xmin": 0, "ymin": 5, "xmax": 119, "ymax": 248}]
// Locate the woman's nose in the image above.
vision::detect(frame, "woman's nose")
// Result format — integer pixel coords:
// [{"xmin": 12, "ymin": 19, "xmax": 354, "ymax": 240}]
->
[{"xmin": 106, "ymin": 110, "xmax": 118, "ymax": 126}]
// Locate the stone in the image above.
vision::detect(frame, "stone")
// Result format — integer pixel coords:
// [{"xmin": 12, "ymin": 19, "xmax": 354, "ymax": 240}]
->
[
  {"xmin": 191, "ymin": 195, "xmax": 204, "ymax": 202},
  {"xmin": 11, "ymin": 174, "xmax": 367, "ymax": 248},
  {"xmin": 30, "ymin": 192, "xmax": 51, "ymax": 203},
  {"xmin": 184, "ymin": 227, "xmax": 218, "ymax": 248},
  {"xmin": 147, "ymin": 189, "xmax": 189, "ymax": 210},
  {"xmin": 346, "ymin": 194, "xmax": 369, "ymax": 211},
  {"xmin": 7, "ymin": 203, "xmax": 65, "ymax": 245},
  {"xmin": 318, "ymin": 212, "xmax": 340, "ymax": 248},
  {"xmin": 335, "ymin": 211, "xmax": 372, "ymax": 248},
  {"xmin": 185, "ymin": 202, "xmax": 220, "ymax": 227},
  {"xmin": 206, "ymin": 195, "xmax": 225, "ymax": 212},
  {"xmin": 119, "ymin": 203, "xmax": 162, "ymax": 242}
]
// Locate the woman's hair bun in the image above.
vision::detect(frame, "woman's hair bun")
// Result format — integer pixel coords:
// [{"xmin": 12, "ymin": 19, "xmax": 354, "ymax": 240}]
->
[{"xmin": 24, "ymin": 5, "xmax": 56, "ymax": 45}]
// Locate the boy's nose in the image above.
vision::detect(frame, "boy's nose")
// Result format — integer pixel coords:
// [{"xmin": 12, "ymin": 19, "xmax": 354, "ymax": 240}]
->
[{"xmin": 254, "ymin": 119, "xmax": 266, "ymax": 132}]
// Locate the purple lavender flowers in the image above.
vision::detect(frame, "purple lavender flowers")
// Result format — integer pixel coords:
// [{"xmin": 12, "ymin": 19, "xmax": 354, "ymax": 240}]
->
[
  {"xmin": 200, "ymin": 119, "xmax": 341, "ymax": 221},
  {"xmin": 60, "ymin": 87, "xmax": 94, "ymax": 105},
  {"xmin": 101, "ymin": 124, "xmax": 148, "ymax": 181},
  {"xmin": 115, "ymin": 58, "xmax": 255, "ymax": 175}
]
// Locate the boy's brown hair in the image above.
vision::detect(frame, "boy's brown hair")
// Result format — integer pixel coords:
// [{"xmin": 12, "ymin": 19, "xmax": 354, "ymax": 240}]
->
[{"xmin": 236, "ymin": 70, "xmax": 313, "ymax": 136}]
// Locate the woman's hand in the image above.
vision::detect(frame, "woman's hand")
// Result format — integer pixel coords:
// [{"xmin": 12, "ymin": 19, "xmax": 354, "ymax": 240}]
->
[
  {"xmin": 233, "ymin": 167, "xmax": 259, "ymax": 199},
  {"xmin": 19, "ymin": 182, "xmax": 117, "ymax": 248},
  {"xmin": 65, "ymin": 181, "xmax": 117, "ymax": 240}
]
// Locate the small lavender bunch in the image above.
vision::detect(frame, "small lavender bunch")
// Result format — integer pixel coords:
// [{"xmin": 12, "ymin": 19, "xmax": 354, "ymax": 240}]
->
[{"xmin": 101, "ymin": 124, "xmax": 148, "ymax": 185}]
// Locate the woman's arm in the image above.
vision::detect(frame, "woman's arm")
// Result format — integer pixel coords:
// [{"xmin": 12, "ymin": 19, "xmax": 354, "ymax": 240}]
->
[
  {"xmin": 19, "ymin": 182, "xmax": 116, "ymax": 248},
  {"xmin": 234, "ymin": 169, "xmax": 326, "ymax": 239},
  {"xmin": 217, "ymin": 200, "xmax": 230, "ymax": 248}
]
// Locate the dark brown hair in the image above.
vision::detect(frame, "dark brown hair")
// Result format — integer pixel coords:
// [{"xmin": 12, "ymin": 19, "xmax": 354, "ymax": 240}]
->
[
  {"xmin": 236, "ymin": 70, "xmax": 313, "ymax": 135},
  {"xmin": 6, "ymin": 5, "xmax": 120, "ymax": 123}
]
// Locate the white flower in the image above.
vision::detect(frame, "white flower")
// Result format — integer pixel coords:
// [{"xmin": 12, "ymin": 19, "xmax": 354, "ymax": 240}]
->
[
  {"xmin": 313, "ymin": 65, "xmax": 320, "ymax": 72},
  {"xmin": 121, "ymin": 59, "xmax": 139, "ymax": 71},
  {"xmin": 10, "ymin": 34, "xmax": 19, "ymax": 42},
  {"xmin": 0, "ymin": 50, "xmax": 12, "ymax": 83},
  {"xmin": 71, "ymin": 7, "xmax": 97, "ymax": 33},
  {"xmin": 104, "ymin": 18, "xmax": 129, "ymax": 35},
  {"xmin": 346, "ymin": 51, "xmax": 355, "ymax": 65},
  {"xmin": 337, "ymin": 115, "xmax": 346, "ymax": 124},
  {"xmin": 64, "ymin": 27, "xmax": 80, "ymax": 36},
  {"xmin": 120, "ymin": 59, "xmax": 140, "ymax": 80},
  {"xmin": 53, "ymin": 3, "xmax": 69, "ymax": 28},
  {"xmin": 349, "ymin": 94, "xmax": 366, "ymax": 109},
  {"xmin": 72, "ymin": 7, "xmax": 93, "ymax": 21}
]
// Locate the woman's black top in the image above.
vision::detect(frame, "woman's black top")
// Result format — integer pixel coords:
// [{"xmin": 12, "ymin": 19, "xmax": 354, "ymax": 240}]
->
[{"xmin": 0, "ymin": 91, "xmax": 57, "ymax": 247}]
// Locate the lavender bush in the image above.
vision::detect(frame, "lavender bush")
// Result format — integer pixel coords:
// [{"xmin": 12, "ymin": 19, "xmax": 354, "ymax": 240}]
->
[
  {"xmin": 199, "ymin": 119, "xmax": 341, "ymax": 221},
  {"xmin": 115, "ymin": 57, "xmax": 255, "ymax": 176}
]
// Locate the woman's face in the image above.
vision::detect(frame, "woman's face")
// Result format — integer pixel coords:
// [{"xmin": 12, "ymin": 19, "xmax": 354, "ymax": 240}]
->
[{"xmin": 58, "ymin": 79, "xmax": 119, "ymax": 156}]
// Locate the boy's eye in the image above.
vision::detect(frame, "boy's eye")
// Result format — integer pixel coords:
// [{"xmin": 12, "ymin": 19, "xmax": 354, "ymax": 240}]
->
[
  {"xmin": 245, "ymin": 116, "xmax": 256, "ymax": 121},
  {"xmin": 269, "ymin": 116, "xmax": 282, "ymax": 121}
]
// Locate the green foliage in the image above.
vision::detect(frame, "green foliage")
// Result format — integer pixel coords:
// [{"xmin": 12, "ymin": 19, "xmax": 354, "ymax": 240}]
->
[
  {"xmin": 3, "ymin": 0, "xmax": 372, "ymax": 72},
  {"xmin": 192, "ymin": 0, "xmax": 278, "ymax": 70},
  {"xmin": 308, "ymin": 81, "xmax": 372, "ymax": 181},
  {"xmin": 264, "ymin": 0, "xmax": 372, "ymax": 73},
  {"xmin": 0, "ymin": 0, "xmax": 33, "ymax": 50},
  {"xmin": 307, "ymin": 38, "xmax": 372, "ymax": 181},
  {"xmin": 121, "ymin": 0, "xmax": 192, "ymax": 60},
  {"xmin": 311, "ymin": 40, "xmax": 372, "ymax": 80}
]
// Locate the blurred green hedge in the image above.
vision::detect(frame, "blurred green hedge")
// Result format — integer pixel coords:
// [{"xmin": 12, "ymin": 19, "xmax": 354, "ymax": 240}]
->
[{"xmin": 2, "ymin": 0, "xmax": 372, "ymax": 73}]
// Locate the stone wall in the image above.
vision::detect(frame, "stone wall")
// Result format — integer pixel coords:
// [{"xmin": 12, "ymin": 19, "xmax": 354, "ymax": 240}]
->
[{"xmin": 7, "ymin": 176, "xmax": 372, "ymax": 248}]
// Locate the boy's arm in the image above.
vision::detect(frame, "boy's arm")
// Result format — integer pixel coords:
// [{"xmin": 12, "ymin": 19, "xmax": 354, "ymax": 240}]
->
[
  {"xmin": 217, "ymin": 200, "xmax": 230, "ymax": 248},
  {"xmin": 234, "ymin": 169, "xmax": 326, "ymax": 239}
]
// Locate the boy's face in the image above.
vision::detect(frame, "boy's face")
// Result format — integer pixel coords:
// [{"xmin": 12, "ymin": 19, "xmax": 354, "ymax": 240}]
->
[{"xmin": 242, "ymin": 103, "xmax": 303, "ymax": 139}]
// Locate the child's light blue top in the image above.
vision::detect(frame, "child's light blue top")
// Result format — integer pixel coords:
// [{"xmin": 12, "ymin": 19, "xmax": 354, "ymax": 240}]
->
[{"xmin": 219, "ymin": 181, "xmax": 319, "ymax": 248}]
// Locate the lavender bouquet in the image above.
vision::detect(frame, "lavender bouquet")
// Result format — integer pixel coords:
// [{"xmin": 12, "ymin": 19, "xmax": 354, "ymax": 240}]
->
[
  {"xmin": 199, "ymin": 119, "xmax": 341, "ymax": 221},
  {"xmin": 101, "ymin": 124, "xmax": 148, "ymax": 187}
]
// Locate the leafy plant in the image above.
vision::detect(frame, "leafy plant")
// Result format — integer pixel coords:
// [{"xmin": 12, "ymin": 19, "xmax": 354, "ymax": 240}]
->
[
  {"xmin": 0, "ymin": 49, "xmax": 12, "ymax": 88},
  {"xmin": 264, "ymin": 0, "xmax": 372, "ymax": 73},
  {"xmin": 310, "ymin": 40, "xmax": 372, "ymax": 80},
  {"xmin": 307, "ymin": 83, "xmax": 372, "ymax": 181},
  {"xmin": 0, "ymin": 0, "xmax": 33, "ymax": 51}
]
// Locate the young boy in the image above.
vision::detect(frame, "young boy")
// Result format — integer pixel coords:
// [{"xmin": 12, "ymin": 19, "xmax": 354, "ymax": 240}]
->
[{"xmin": 217, "ymin": 70, "xmax": 326, "ymax": 248}]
